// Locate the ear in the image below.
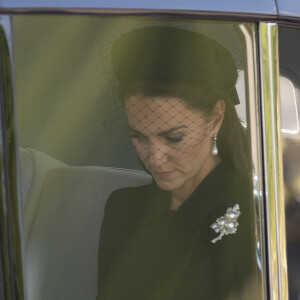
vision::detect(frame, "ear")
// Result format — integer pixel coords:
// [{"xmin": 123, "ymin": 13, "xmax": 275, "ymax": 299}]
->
[{"xmin": 209, "ymin": 99, "xmax": 225, "ymax": 136}]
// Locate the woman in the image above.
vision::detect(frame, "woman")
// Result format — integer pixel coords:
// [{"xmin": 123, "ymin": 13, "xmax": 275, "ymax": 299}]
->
[{"xmin": 97, "ymin": 27, "xmax": 256, "ymax": 300}]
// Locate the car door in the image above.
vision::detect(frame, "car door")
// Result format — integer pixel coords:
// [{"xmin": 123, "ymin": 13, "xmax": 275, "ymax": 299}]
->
[{"xmin": 0, "ymin": 2, "xmax": 293, "ymax": 299}]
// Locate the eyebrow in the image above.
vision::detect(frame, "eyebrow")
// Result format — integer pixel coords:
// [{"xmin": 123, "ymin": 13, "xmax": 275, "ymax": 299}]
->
[{"xmin": 128, "ymin": 125, "xmax": 187, "ymax": 136}]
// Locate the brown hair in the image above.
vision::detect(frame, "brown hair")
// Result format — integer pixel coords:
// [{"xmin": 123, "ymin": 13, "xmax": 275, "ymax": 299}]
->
[{"xmin": 112, "ymin": 27, "xmax": 251, "ymax": 177}]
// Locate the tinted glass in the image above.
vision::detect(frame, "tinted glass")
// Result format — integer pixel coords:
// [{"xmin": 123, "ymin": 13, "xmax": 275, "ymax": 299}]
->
[
  {"xmin": 279, "ymin": 26, "xmax": 300, "ymax": 300},
  {"xmin": 12, "ymin": 16, "xmax": 265, "ymax": 300}
]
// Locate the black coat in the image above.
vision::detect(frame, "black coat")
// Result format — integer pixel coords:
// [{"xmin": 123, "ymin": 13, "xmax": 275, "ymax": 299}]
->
[{"xmin": 97, "ymin": 162, "xmax": 257, "ymax": 300}]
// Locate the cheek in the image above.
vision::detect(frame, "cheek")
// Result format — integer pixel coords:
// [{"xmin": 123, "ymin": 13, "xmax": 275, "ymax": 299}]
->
[
  {"xmin": 176, "ymin": 139, "xmax": 205, "ymax": 156},
  {"xmin": 175, "ymin": 138, "xmax": 211, "ymax": 164},
  {"xmin": 179, "ymin": 150, "xmax": 196, "ymax": 162},
  {"xmin": 168, "ymin": 149, "xmax": 194, "ymax": 168},
  {"xmin": 177, "ymin": 129, "xmax": 210, "ymax": 154},
  {"xmin": 131, "ymin": 140, "xmax": 148, "ymax": 160}
]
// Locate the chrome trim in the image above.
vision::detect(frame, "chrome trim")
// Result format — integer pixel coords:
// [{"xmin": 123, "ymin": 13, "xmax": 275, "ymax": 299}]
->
[
  {"xmin": 0, "ymin": 9, "xmax": 279, "ymax": 23},
  {"xmin": 0, "ymin": 15, "xmax": 26, "ymax": 300},
  {"xmin": 2, "ymin": 7, "xmax": 300, "ymax": 33},
  {"xmin": 259, "ymin": 22, "xmax": 288, "ymax": 300},
  {"xmin": 239, "ymin": 23, "xmax": 268, "ymax": 300},
  {"xmin": 0, "ymin": 0, "xmax": 277, "ymax": 17}
]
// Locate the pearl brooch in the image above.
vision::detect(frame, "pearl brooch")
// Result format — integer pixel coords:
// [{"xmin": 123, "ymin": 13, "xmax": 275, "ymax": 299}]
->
[{"xmin": 211, "ymin": 204, "xmax": 241, "ymax": 243}]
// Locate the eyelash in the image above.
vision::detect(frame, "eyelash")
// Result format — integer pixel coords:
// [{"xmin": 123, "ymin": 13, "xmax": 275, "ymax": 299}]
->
[
  {"xmin": 129, "ymin": 134, "xmax": 146, "ymax": 140},
  {"xmin": 129, "ymin": 134, "xmax": 185, "ymax": 144},
  {"xmin": 165, "ymin": 136, "xmax": 184, "ymax": 143}
]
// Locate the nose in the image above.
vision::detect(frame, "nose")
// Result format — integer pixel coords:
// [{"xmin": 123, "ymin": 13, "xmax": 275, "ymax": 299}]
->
[{"xmin": 147, "ymin": 141, "xmax": 168, "ymax": 167}]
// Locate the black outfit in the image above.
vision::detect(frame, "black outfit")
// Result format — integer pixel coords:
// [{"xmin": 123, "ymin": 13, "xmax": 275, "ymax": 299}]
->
[{"xmin": 97, "ymin": 162, "xmax": 256, "ymax": 300}]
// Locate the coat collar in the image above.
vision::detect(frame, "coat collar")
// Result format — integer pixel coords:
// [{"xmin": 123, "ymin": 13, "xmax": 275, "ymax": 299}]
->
[
  {"xmin": 176, "ymin": 161, "xmax": 235, "ymax": 227},
  {"xmin": 139, "ymin": 161, "xmax": 238, "ymax": 228}
]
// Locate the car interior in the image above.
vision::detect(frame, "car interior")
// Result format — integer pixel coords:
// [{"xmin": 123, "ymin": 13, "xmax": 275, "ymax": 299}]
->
[
  {"xmin": 13, "ymin": 16, "xmax": 249, "ymax": 299},
  {"xmin": 12, "ymin": 15, "xmax": 300, "ymax": 300},
  {"xmin": 19, "ymin": 147, "xmax": 152, "ymax": 299}
]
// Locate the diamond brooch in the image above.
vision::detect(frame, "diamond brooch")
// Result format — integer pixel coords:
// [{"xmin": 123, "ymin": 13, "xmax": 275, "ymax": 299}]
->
[{"xmin": 211, "ymin": 204, "xmax": 241, "ymax": 243}]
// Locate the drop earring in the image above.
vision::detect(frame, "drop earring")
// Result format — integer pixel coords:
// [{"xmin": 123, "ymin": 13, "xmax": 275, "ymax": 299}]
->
[{"xmin": 212, "ymin": 134, "xmax": 218, "ymax": 156}]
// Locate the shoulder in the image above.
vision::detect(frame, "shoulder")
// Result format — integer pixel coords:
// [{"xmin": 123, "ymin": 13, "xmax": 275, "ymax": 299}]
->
[
  {"xmin": 215, "ymin": 162, "xmax": 252, "ymax": 231},
  {"xmin": 100, "ymin": 184, "xmax": 153, "ymax": 235},
  {"xmin": 104, "ymin": 184, "xmax": 154, "ymax": 214},
  {"xmin": 223, "ymin": 162, "xmax": 251, "ymax": 199},
  {"xmin": 100, "ymin": 183, "xmax": 156, "ymax": 240}
]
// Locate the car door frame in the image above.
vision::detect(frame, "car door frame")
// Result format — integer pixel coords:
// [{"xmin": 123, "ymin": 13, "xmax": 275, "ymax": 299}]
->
[{"xmin": 0, "ymin": 3, "xmax": 296, "ymax": 299}]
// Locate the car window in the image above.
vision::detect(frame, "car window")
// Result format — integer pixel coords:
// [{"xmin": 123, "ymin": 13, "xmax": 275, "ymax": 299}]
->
[
  {"xmin": 279, "ymin": 26, "xmax": 300, "ymax": 300},
  {"xmin": 12, "ymin": 15, "xmax": 266, "ymax": 300}
]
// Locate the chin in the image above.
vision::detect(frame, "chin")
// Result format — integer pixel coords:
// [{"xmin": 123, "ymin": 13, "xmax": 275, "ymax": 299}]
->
[{"xmin": 154, "ymin": 178, "xmax": 178, "ymax": 192}]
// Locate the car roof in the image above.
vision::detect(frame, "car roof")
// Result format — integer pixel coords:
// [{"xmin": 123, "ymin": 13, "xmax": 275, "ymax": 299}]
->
[
  {"xmin": 277, "ymin": 0, "xmax": 300, "ymax": 19},
  {"xmin": 0, "ymin": 0, "xmax": 299, "ymax": 21}
]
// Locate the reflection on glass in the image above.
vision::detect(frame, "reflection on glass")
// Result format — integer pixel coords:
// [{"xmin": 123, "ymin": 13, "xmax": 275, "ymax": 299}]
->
[
  {"xmin": 280, "ymin": 76, "xmax": 299, "ymax": 135},
  {"xmin": 279, "ymin": 26, "xmax": 300, "ymax": 300},
  {"xmin": 12, "ymin": 16, "xmax": 264, "ymax": 300}
]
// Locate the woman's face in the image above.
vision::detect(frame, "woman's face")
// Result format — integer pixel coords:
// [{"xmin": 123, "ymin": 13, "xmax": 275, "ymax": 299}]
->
[{"xmin": 126, "ymin": 96, "xmax": 224, "ymax": 195}]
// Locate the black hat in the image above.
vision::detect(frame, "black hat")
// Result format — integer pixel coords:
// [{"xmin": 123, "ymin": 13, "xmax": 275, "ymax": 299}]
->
[{"xmin": 111, "ymin": 26, "xmax": 239, "ymax": 105}]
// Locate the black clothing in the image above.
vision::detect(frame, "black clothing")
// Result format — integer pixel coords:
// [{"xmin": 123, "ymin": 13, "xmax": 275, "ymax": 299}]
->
[{"xmin": 97, "ymin": 162, "xmax": 256, "ymax": 300}]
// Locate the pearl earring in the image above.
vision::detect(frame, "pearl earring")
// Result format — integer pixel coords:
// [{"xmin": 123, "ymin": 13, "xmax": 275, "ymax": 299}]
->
[{"xmin": 212, "ymin": 134, "xmax": 218, "ymax": 156}]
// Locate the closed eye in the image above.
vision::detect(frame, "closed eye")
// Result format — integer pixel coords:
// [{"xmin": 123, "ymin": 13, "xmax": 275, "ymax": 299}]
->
[
  {"xmin": 165, "ymin": 136, "xmax": 184, "ymax": 143},
  {"xmin": 129, "ymin": 133, "xmax": 147, "ymax": 141}
]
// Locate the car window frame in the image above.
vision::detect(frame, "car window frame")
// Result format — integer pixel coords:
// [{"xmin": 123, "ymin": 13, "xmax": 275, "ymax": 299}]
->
[{"xmin": 0, "ymin": 8, "xmax": 293, "ymax": 300}]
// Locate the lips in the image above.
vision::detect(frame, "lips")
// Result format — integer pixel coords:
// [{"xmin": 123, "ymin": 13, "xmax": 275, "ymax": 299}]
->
[{"xmin": 153, "ymin": 170, "xmax": 175, "ymax": 178}]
